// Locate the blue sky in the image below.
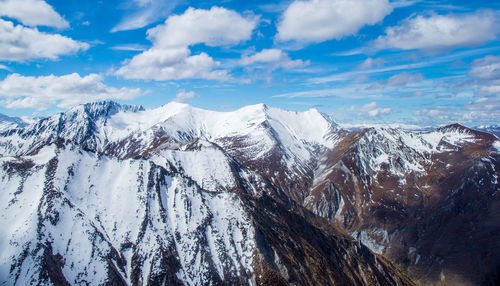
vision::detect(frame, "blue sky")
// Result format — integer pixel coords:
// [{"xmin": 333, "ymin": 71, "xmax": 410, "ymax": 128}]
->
[{"xmin": 0, "ymin": 0, "xmax": 499, "ymax": 126}]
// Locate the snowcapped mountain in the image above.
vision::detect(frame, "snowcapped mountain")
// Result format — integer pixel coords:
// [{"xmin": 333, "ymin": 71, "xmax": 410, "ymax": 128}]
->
[
  {"xmin": 0, "ymin": 101, "xmax": 410, "ymax": 286},
  {"xmin": 0, "ymin": 101, "xmax": 499, "ymax": 285},
  {"xmin": 475, "ymin": 124, "xmax": 500, "ymax": 138},
  {"xmin": 0, "ymin": 113, "xmax": 27, "ymax": 131},
  {"xmin": 307, "ymin": 124, "xmax": 500, "ymax": 285}
]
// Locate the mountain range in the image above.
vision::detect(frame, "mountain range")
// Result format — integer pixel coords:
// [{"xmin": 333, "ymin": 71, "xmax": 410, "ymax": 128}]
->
[{"xmin": 0, "ymin": 101, "xmax": 499, "ymax": 285}]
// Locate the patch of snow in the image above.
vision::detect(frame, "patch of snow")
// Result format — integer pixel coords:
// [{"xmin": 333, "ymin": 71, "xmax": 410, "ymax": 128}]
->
[
  {"xmin": 493, "ymin": 141, "xmax": 500, "ymax": 152},
  {"xmin": 0, "ymin": 145, "xmax": 256, "ymax": 285},
  {"xmin": 340, "ymin": 122, "xmax": 430, "ymax": 131},
  {"xmin": 351, "ymin": 228, "xmax": 389, "ymax": 254}
]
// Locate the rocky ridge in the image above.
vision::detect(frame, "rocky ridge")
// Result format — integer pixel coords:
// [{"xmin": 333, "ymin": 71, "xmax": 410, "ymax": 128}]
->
[{"xmin": 1, "ymin": 101, "xmax": 498, "ymax": 285}]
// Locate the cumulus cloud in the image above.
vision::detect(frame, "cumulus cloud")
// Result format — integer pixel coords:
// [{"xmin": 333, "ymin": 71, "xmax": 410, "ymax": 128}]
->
[
  {"xmin": 115, "ymin": 47, "xmax": 229, "ymax": 81},
  {"xmin": 240, "ymin": 49, "xmax": 308, "ymax": 70},
  {"xmin": 116, "ymin": 7, "xmax": 258, "ymax": 81},
  {"xmin": 0, "ymin": 0, "xmax": 68, "ymax": 28},
  {"xmin": 359, "ymin": 102, "xmax": 393, "ymax": 117},
  {"xmin": 173, "ymin": 90, "xmax": 199, "ymax": 102},
  {"xmin": 385, "ymin": 72, "xmax": 424, "ymax": 86},
  {"xmin": 147, "ymin": 7, "xmax": 258, "ymax": 48},
  {"xmin": 469, "ymin": 55, "xmax": 500, "ymax": 95},
  {"xmin": 465, "ymin": 97, "xmax": 500, "ymax": 112},
  {"xmin": 358, "ymin": 57, "xmax": 386, "ymax": 69},
  {"xmin": 469, "ymin": 55, "xmax": 500, "ymax": 80},
  {"xmin": 414, "ymin": 106, "xmax": 453, "ymax": 121},
  {"xmin": 277, "ymin": 0, "xmax": 392, "ymax": 44},
  {"xmin": 367, "ymin": 72, "xmax": 424, "ymax": 90},
  {"xmin": 0, "ymin": 19, "xmax": 88, "ymax": 62},
  {"xmin": 478, "ymin": 86, "xmax": 500, "ymax": 95},
  {"xmin": 375, "ymin": 11, "xmax": 499, "ymax": 52},
  {"xmin": 461, "ymin": 97, "xmax": 500, "ymax": 123},
  {"xmin": 0, "ymin": 73, "xmax": 143, "ymax": 110}
]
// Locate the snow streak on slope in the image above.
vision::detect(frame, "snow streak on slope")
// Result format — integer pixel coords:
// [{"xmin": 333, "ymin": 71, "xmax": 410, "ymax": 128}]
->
[
  {"xmin": 335, "ymin": 126, "xmax": 479, "ymax": 179},
  {"xmin": 0, "ymin": 143, "xmax": 254, "ymax": 285},
  {"xmin": 0, "ymin": 113, "xmax": 27, "ymax": 131},
  {"xmin": 4, "ymin": 100, "xmax": 496, "ymax": 285}
]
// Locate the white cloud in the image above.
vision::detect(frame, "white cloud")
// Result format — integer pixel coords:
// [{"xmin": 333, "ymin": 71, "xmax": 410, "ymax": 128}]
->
[
  {"xmin": 0, "ymin": 0, "xmax": 68, "ymax": 28},
  {"xmin": 173, "ymin": 90, "xmax": 199, "ymax": 102},
  {"xmin": 390, "ymin": 0, "xmax": 420, "ymax": 8},
  {"xmin": 480, "ymin": 86, "xmax": 500, "ymax": 95},
  {"xmin": 0, "ymin": 64, "xmax": 10, "ymax": 71},
  {"xmin": 111, "ymin": 0, "xmax": 180, "ymax": 32},
  {"xmin": 273, "ymin": 84, "xmax": 390, "ymax": 99},
  {"xmin": 469, "ymin": 55, "xmax": 500, "ymax": 81},
  {"xmin": 414, "ymin": 106, "xmax": 453, "ymax": 121},
  {"xmin": 465, "ymin": 97, "xmax": 500, "ymax": 112},
  {"xmin": 366, "ymin": 72, "xmax": 424, "ymax": 90},
  {"xmin": 110, "ymin": 44, "xmax": 147, "ymax": 51},
  {"xmin": 277, "ymin": 0, "xmax": 392, "ymax": 44},
  {"xmin": 0, "ymin": 73, "xmax": 143, "ymax": 110},
  {"xmin": 0, "ymin": 19, "xmax": 88, "ymax": 62},
  {"xmin": 147, "ymin": 7, "xmax": 258, "ymax": 48},
  {"xmin": 240, "ymin": 49, "xmax": 308, "ymax": 70},
  {"xmin": 386, "ymin": 72, "xmax": 424, "ymax": 86},
  {"xmin": 116, "ymin": 7, "xmax": 258, "ymax": 81},
  {"xmin": 460, "ymin": 97, "xmax": 500, "ymax": 123},
  {"xmin": 469, "ymin": 55, "xmax": 500, "ymax": 95},
  {"xmin": 359, "ymin": 57, "xmax": 386, "ymax": 69},
  {"xmin": 115, "ymin": 47, "xmax": 229, "ymax": 81},
  {"xmin": 310, "ymin": 47, "xmax": 499, "ymax": 84},
  {"xmin": 375, "ymin": 11, "xmax": 499, "ymax": 52},
  {"xmin": 359, "ymin": 101, "xmax": 393, "ymax": 117}
]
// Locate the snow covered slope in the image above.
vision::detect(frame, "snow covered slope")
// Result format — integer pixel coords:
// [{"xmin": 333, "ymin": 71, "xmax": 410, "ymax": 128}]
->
[
  {"xmin": 0, "ymin": 102, "xmax": 339, "ymax": 161},
  {"xmin": 0, "ymin": 113, "xmax": 27, "ymax": 131},
  {"xmin": 0, "ymin": 101, "xmax": 412, "ymax": 286},
  {"xmin": 2, "ymin": 101, "xmax": 499, "ymax": 285},
  {"xmin": 0, "ymin": 144, "xmax": 254, "ymax": 285}
]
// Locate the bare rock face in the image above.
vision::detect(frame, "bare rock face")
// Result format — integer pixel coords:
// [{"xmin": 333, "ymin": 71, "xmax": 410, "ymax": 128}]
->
[
  {"xmin": 0, "ymin": 101, "xmax": 498, "ymax": 285},
  {"xmin": 247, "ymin": 193, "xmax": 412, "ymax": 286},
  {"xmin": 305, "ymin": 125, "xmax": 500, "ymax": 285}
]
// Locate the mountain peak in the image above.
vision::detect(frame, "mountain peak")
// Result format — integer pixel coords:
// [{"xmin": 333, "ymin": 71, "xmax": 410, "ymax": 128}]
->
[
  {"xmin": 67, "ymin": 100, "xmax": 144, "ymax": 121},
  {"xmin": 0, "ymin": 113, "xmax": 27, "ymax": 131},
  {"xmin": 162, "ymin": 101, "xmax": 191, "ymax": 109},
  {"xmin": 1, "ymin": 99, "xmax": 499, "ymax": 286},
  {"xmin": 236, "ymin": 103, "xmax": 269, "ymax": 114},
  {"xmin": 435, "ymin": 123, "xmax": 471, "ymax": 133}
]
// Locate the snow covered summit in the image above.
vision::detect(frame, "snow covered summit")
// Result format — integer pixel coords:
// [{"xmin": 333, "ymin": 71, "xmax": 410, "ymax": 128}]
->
[{"xmin": 0, "ymin": 100, "xmax": 499, "ymax": 285}]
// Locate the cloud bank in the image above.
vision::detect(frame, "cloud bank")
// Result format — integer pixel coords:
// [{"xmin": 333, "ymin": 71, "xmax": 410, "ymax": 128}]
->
[
  {"xmin": 0, "ymin": 73, "xmax": 143, "ymax": 110},
  {"xmin": 116, "ymin": 7, "xmax": 259, "ymax": 81},
  {"xmin": 375, "ymin": 11, "xmax": 499, "ymax": 52},
  {"xmin": 277, "ymin": 0, "xmax": 392, "ymax": 44}
]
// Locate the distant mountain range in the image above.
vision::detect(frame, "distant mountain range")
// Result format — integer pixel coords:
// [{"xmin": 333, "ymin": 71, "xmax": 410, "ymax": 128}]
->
[
  {"xmin": 0, "ymin": 101, "xmax": 498, "ymax": 285},
  {"xmin": 0, "ymin": 113, "xmax": 27, "ymax": 131},
  {"xmin": 475, "ymin": 125, "xmax": 500, "ymax": 138}
]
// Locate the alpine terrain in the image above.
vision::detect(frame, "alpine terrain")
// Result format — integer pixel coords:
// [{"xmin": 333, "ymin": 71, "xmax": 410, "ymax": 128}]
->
[{"xmin": 0, "ymin": 101, "xmax": 499, "ymax": 286}]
